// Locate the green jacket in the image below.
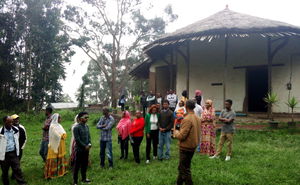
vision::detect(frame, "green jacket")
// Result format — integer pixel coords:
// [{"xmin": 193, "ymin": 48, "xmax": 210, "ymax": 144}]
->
[{"xmin": 145, "ymin": 113, "xmax": 160, "ymax": 134}]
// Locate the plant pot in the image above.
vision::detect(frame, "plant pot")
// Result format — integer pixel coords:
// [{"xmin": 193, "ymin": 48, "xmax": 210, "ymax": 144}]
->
[
  {"xmin": 269, "ymin": 121, "xmax": 279, "ymax": 129},
  {"xmin": 288, "ymin": 121, "xmax": 296, "ymax": 128}
]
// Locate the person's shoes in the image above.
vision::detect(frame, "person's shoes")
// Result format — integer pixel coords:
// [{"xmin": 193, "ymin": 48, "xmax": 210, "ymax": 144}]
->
[
  {"xmin": 209, "ymin": 155, "xmax": 219, "ymax": 159},
  {"xmin": 146, "ymin": 160, "xmax": 150, "ymax": 164},
  {"xmin": 124, "ymin": 156, "xmax": 128, "ymax": 160},
  {"xmin": 82, "ymin": 179, "xmax": 91, "ymax": 184},
  {"xmin": 153, "ymin": 156, "xmax": 157, "ymax": 160},
  {"xmin": 120, "ymin": 156, "xmax": 124, "ymax": 159},
  {"xmin": 225, "ymin": 156, "xmax": 231, "ymax": 161},
  {"xmin": 158, "ymin": 158, "xmax": 163, "ymax": 161}
]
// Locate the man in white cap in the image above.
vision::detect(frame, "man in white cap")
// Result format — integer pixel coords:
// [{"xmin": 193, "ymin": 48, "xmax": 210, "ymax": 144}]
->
[
  {"xmin": 11, "ymin": 114, "xmax": 27, "ymax": 161},
  {"xmin": 0, "ymin": 116, "xmax": 27, "ymax": 185},
  {"xmin": 11, "ymin": 114, "xmax": 27, "ymax": 181}
]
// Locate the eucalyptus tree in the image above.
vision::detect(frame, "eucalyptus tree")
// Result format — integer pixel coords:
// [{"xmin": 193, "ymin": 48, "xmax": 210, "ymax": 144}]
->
[{"xmin": 64, "ymin": 0, "xmax": 177, "ymax": 107}]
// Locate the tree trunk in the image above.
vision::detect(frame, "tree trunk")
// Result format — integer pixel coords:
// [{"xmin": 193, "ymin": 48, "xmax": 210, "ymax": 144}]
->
[
  {"xmin": 27, "ymin": 44, "xmax": 32, "ymax": 112},
  {"xmin": 17, "ymin": 59, "xmax": 22, "ymax": 97},
  {"xmin": 23, "ymin": 58, "xmax": 27, "ymax": 100},
  {"xmin": 111, "ymin": 37, "xmax": 118, "ymax": 108}
]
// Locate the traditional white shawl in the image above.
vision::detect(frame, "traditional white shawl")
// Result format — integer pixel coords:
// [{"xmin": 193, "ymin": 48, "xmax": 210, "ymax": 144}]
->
[
  {"xmin": 49, "ymin": 113, "xmax": 66, "ymax": 154},
  {"xmin": 70, "ymin": 115, "xmax": 79, "ymax": 154}
]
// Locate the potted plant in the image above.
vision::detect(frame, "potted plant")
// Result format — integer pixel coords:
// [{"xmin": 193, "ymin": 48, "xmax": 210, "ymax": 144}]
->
[
  {"xmin": 263, "ymin": 92, "xmax": 279, "ymax": 128},
  {"xmin": 286, "ymin": 96, "xmax": 298, "ymax": 127}
]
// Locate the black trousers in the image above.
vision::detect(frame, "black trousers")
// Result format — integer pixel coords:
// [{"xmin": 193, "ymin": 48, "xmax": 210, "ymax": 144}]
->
[
  {"xmin": 73, "ymin": 150, "xmax": 89, "ymax": 184},
  {"xmin": 118, "ymin": 136, "xmax": 129, "ymax": 159},
  {"xmin": 12, "ymin": 149, "xmax": 23, "ymax": 179},
  {"xmin": 142, "ymin": 106, "xmax": 147, "ymax": 117},
  {"xmin": 146, "ymin": 130, "xmax": 159, "ymax": 160},
  {"xmin": 0, "ymin": 151, "xmax": 26, "ymax": 185},
  {"xmin": 131, "ymin": 137, "xmax": 143, "ymax": 163},
  {"xmin": 120, "ymin": 103, "xmax": 125, "ymax": 111},
  {"xmin": 177, "ymin": 149, "xmax": 195, "ymax": 185}
]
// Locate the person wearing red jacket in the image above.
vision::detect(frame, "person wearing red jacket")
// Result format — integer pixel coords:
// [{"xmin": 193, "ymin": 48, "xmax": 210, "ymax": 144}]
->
[{"xmin": 129, "ymin": 111, "xmax": 145, "ymax": 164}]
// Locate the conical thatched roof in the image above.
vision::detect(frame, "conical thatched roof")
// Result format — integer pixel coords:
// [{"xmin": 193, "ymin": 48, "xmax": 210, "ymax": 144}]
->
[{"xmin": 144, "ymin": 8, "xmax": 300, "ymax": 51}]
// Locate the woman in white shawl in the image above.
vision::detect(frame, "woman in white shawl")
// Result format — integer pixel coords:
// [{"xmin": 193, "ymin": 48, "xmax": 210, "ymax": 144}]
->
[
  {"xmin": 44, "ymin": 113, "xmax": 68, "ymax": 179},
  {"xmin": 69, "ymin": 115, "xmax": 79, "ymax": 168}
]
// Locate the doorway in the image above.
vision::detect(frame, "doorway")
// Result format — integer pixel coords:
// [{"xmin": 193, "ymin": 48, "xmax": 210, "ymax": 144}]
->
[
  {"xmin": 155, "ymin": 65, "xmax": 176, "ymax": 97},
  {"xmin": 247, "ymin": 67, "xmax": 268, "ymax": 112}
]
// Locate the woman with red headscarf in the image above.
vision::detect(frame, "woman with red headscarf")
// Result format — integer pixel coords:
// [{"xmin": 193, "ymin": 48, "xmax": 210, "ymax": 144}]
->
[
  {"xmin": 116, "ymin": 111, "xmax": 131, "ymax": 159},
  {"xmin": 195, "ymin": 90, "xmax": 203, "ymax": 106},
  {"xmin": 200, "ymin": 100, "xmax": 216, "ymax": 156}
]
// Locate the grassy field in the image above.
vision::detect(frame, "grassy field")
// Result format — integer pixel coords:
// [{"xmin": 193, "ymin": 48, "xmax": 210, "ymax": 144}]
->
[{"xmin": 1, "ymin": 110, "xmax": 300, "ymax": 185}]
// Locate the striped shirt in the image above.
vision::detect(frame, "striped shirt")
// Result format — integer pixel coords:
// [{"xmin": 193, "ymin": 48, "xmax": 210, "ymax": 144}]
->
[{"xmin": 97, "ymin": 115, "xmax": 115, "ymax": 141}]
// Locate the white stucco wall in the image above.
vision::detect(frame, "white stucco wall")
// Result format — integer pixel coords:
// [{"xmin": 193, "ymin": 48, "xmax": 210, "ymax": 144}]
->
[
  {"xmin": 172, "ymin": 35, "xmax": 300, "ymax": 112},
  {"xmin": 148, "ymin": 35, "xmax": 300, "ymax": 112}
]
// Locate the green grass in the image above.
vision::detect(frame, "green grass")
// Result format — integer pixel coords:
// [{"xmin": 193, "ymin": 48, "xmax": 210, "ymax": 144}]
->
[{"xmin": 1, "ymin": 110, "xmax": 300, "ymax": 185}]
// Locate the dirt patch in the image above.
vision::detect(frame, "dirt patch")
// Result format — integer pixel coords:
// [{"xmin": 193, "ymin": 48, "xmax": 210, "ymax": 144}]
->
[{"xmin": 216, "ymin": 124, "xmax": 268, "ymax": 130}]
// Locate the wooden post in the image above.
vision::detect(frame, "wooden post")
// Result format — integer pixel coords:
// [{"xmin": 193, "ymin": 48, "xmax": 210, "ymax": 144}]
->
[
  {"xmin": 267, "ymin": 37, "xmax": 272, "ymax": 118},
  {"xmin": 186, "ymin": 41, "xmax": 190, "ymax": 98},
  {"xmin": 170, "ymin": 47, "xmax": 174, "ymax": 90},
  {"xmin": 175, "ymin": 42, "xmax": 190, "ymax": 98},
  {"xmin": 267, "ymin": 37, "xmax": 272, "ymax": 94},
  {"xmin": 223, "ymin": 36, "xmax": 229, "ymax": 107}
]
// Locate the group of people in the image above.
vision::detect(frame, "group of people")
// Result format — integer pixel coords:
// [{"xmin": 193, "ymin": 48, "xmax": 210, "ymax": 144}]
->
[
  {"xmin": 0, "ymin": 89, "xmax": 236, "ymax": 185},
  {"xmin": 38, "ymin": 108, "xmax": 92, "ymax": 185},
  {"xmin": 115, "ymin": 89, "xmax": 236, "ymax": 184}
]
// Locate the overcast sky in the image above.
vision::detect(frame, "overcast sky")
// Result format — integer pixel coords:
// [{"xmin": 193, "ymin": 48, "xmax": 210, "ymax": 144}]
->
[{"xmin": 62, "ymin": 0, "xmax": 300, "ymax": 101}]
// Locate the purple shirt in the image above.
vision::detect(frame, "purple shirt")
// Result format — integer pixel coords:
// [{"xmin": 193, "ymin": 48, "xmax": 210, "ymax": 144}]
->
[{"xmin": 42, "ymin": 116, "xmax": 52, "ymax": 141}]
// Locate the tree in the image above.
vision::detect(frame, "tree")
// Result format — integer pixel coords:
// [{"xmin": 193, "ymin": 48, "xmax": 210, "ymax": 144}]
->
[
  {"xmin": 0, "ymin": 0, "xmax": 74, "ymax": 111},
  {"xmin": 78, "ymin": 61, "xmax": 110, "ymax": 105},
  {"xmin": 64, "ymin": 0, "xmax": 177, "ymax": 107},
  {"xmin": 0, "ymin": 0, "xmax": 26, "ymax": 110},
  {"xmin": 76, "ymin": 74, "xmax": 90, "ymax": 108},
  {"xmin": 25, "ymin": 0, "xmax": 74, "ymax": 110}
]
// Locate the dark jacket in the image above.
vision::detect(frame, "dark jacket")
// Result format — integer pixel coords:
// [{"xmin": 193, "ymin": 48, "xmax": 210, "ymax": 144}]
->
[
  {"xmin": 73, "ymin": 123, "xmax": 91, "ymax": 152},
  {"xmin": 140, "ymin": 95, "xmax": 147, "ymax": 107},
  {"xmin": 15, "ymin": 124, "xmax": 26, "ymax": 150},
  {"xmin": 146, "ymin": 95, "xmax": 157, "ymax": 107},
  {"xmin": 158, "ymin": 109, "xmax": 174, "ymax": 132}
]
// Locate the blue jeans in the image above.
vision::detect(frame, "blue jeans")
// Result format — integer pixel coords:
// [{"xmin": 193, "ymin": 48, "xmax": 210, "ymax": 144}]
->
[
  {"xmin": 100, "ymin": 140, "xmax": 113, "ymax": 167},
  {"xmin": 158, "ymin": 131, "xmax": 171, "ymax": 159},
  {"xmin": 39, "ymin": 140, "xmax": 48, "ymax": 162}
]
